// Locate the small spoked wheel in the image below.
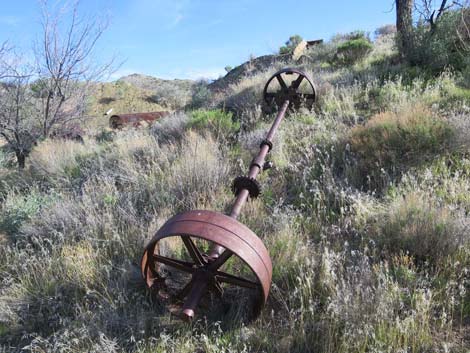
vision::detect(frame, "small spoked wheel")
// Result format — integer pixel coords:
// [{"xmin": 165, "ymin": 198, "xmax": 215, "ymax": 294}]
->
[
  {"xmin": 263, "ymin": 67, "xmax": 316, "ymax": 110},
  {"xmin": 141, "ymin": 210, "xmax": 272, "ymax": 321}
]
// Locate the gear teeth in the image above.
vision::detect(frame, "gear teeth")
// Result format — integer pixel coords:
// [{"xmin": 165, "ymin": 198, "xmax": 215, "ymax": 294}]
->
[{"xmin": 232, "ymin": 176, "xmax": 261, "ymax": 199}]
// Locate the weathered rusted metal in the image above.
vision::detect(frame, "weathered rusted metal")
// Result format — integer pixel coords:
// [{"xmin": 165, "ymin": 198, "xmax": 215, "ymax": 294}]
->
[
  {"xmin": 141, "ymin": 68, "xmax": 316, "ymax": 320},
  {"xmin": 141, "ymin": 210, "xmax": 272, "ymax": 318},
  {"xmin": 109, "ymin": 111, "xmax": 169, "ymax": 129},
  {"xmin": 263, "ymin": 67, "xmax": 316, "ymax": 110}
]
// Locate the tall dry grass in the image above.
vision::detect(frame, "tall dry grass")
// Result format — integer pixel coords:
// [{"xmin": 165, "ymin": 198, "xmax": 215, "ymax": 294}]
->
[{"xmin": 1, "ymin": 32, "xmax": 470, "ymax": 352}]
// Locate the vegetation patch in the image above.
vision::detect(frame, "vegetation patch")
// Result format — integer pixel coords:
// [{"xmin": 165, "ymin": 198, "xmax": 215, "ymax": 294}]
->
[
  {"xmin": 335, "ymin": 37, "xmax": 373, "ymax": 65},
  {"xmin": 188, "ymin": 109, "xmax": 240, "ymax": 138},
  {"xmin": 2, "ymin": 13, "xmax": 470, "ymax": 352},
  {"xmin": 349, "ymin": 105, "xmax": 454, "ymax": 190}
]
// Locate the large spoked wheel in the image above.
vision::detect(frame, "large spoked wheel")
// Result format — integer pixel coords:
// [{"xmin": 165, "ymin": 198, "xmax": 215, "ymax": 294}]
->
[
  {"xmin": 141, "ymin": 210, "xmax": 272, "ymax": 321},
  {"xmin": 263, "ymin": 67, "xmax": 316, "ymax": 110}
]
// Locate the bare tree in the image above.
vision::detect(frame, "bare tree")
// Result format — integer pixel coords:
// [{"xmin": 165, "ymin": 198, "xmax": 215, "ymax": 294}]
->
[
  {"xmin": 456, "ymin": 3, "xmax": 470, "ymax": 51},
  {"xmin": 34, "ymin": 0, "xmax": 113, "ymax": 138},
  {"xmin": 0, "ymin": 41, "xmax": 13, "ymax": 80},
  {"xmin": 0, "ymin": 0, "xmax": 113, "ymax": 169},
  {"xmin": 414, "ymin": 0, "xmax": 466, "ymax": 31},
  {"xmin": 0, "ymin": 56, "xmax": 39, "ymax": 169}
]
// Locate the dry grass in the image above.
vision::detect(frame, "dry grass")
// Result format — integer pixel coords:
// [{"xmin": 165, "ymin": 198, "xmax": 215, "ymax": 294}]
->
[
  {"xmin": 349, "ymin": 104, "xmax": 454, "ymax": 190},
  {"xmin": 1, "ymin": 34, "xmax": 470, "ymax": 353},
  {"xmin": 29, "ymin": 138, "xmax": 99, "ymax": 175}
]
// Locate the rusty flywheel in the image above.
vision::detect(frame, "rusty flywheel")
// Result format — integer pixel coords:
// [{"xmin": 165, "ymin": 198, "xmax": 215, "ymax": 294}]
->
[{"xmin": 141, "ymin": 68, "xmax": 317, "ymax": 321}]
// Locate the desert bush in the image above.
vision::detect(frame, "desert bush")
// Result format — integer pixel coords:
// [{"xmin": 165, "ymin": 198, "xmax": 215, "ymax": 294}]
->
[
  {"xmin": 364, "ymin": 71, "xmax": 467, "ymax": 113},
  {"xmin": 331, "ymin": 30, "xmax": 369, "ymax": 43},
  {"xmin": 306, "ymin": 42, "xmax": 339, "ymax": 68},
  {"xmin": 365, "ymin": 77, "xmax": 416, "ymax": 112},
  {"xmin": 335, "ymin": 37, "xmax": 373, "ymax": 65},
  {"xmin": 365, "ymin": 32, "xmax": 399, "ymax": 68},
  {"xmin": 349, "ymin": 105, "xmax": 454, "ymax": 190},
  {"xmin": 150, "ymin": 111, "xmax": 189, "ymax": 144},
  {"xmin": 95, "ymin": 129, "xmax": 115, "ymax": 143},
  {"xmin": 405, "ymin": 10, "xmax": 470, "ymax": 72},
  {"xmin": 190, "ymin": 80, "xmax": 212, "ymax": 109},
  {"xmin": 259, "ymin": 243, "xmax": 439, "ymax": 353},
  {"xmin": 372, "ymin": 192, "xmax": 470, "ymax": 264},
  {"xmin": 188, "ymin": 109, "xmax": 240, "ymax": 139},
  {"xmin": 0, "ymin": 190, "xmax": 47, "ymax": 237},
  {"xmin": 0, "ymin": 148, "xmax": 14, "ymax": 169}
]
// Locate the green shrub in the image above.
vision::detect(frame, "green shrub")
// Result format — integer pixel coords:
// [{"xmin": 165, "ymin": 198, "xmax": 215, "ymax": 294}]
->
[
  {"xmin": 0, "ymin": 146, "xmax": 16, "ymax": 169},
  {"xmin": 0, "ymin": 191, "xmax": 45, "ymax": 236},
  {"xmin": 188, "ymin": 109, "xmax": 240, "ymax": 138},
  {"xmin": 95, "ymin": 129, "xmax": 115, "ymax": 143},
  {"xmin": 190, "ymin": 80, "xmax": 212, "ymax": 108},
  {"xmin": 405, "ymin": 10, "xmax": 470, "ymax": 72},
  {"xmin": 306, "ymin": 41, "xmax": 339, "ymax": 68},
  {"xmin": 331, "ymin": 30, "xmax": 368, "ymax": 42},
  {"xmin": 349, "ymin": 105, "xmax": 454, "ymax": 190},
  {"xmin": 335, "ymin": 37, "xmax": 373, "ymax": 65}
]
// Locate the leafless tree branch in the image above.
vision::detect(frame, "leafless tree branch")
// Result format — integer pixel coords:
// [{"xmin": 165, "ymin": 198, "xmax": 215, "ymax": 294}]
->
[{"xmin": 0, "ymin": 0, "xmax": 115, "ymax": 168}]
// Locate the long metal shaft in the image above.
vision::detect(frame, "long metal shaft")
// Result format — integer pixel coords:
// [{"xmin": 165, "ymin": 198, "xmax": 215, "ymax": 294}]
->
[
  {"xmin": 181, "ymin": 100, "xmax": 290, "ymax": 318},
  {"xmin": 229, "ymin": 99, "xmax": 290, "ymax": 218}
]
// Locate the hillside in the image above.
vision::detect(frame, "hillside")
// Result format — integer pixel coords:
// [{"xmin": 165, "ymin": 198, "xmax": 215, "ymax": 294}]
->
[
  {"xmin": 1, "ymin": 30, "xmax": 470, "ymax": 353},
  {"xmin": 117, "ymin": 74, "xmax": 197, "ymax": 110},
  {"xmin": 118, "ymin": 73, "xmax": 195, "ymax": 93},
  {"xmin": 208, "ymin": 53, "xmax": 291, "ymax": 92},
  {"xmin": 86, "ymin": 74, "xmax": 198, "ymax": 129}
]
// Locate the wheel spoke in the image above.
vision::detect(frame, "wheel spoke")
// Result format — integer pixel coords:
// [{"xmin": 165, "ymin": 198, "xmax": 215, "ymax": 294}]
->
[
  {"xmin": 216, "ymin": 271, "xmax": 260, "ymax": 289},
  {"xmin": 207, "ymin": 250, "xmax": 233, "ymax": 271},
  {"xmin": 153, "ymin": 254, "xmax": 195, "ymax": 273},
  {"xmin": 290, "ymin": 74, "xmax": 304, "ymax": 89},
  {"xmin": 181, "ymin": 236, "xmax": 206, "ymax": 266},
  {"xmin": 276, "ymin": 74, "xmax": 288, "ymax": 90}
]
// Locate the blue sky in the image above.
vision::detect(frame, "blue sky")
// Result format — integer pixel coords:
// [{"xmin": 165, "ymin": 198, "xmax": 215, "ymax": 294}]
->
[{"xmin": 0, "ymin": 0, "xmax": 396, "ymax": 80}]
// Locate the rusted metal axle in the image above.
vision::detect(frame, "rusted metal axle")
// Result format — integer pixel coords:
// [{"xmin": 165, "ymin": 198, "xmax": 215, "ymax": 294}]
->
[
  {"xmin": 141, "ymin": 68, "xmax": 316, "ymax": 320},
  {"xmin": 109, "ymin": 111, "xmax": 169, "ymax": 129}
]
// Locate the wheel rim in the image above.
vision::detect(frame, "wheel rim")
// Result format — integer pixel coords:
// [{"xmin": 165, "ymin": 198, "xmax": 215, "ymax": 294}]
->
[
  {"xmin": 263, "ymin": 67, "xmax": 316, "ymax": 110},
  {"xmin": 141, "ymin": 210, "xmax": 272, "ymax": 319}
]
